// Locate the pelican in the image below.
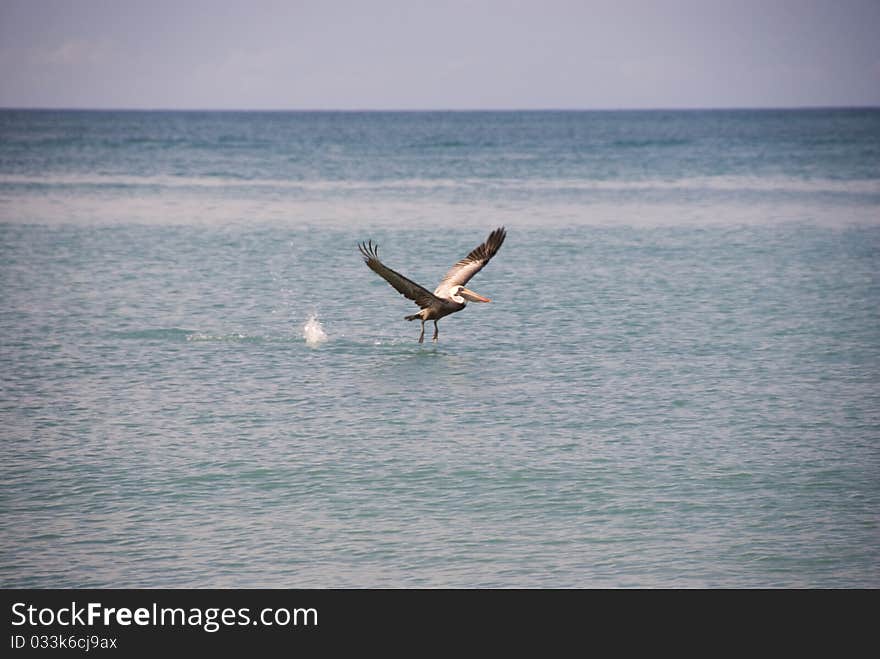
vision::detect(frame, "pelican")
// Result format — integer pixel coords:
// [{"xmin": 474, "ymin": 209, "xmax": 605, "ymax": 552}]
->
[{"xmin": 359, "ymin": 227, "xmax": 506, "ymax": 343}]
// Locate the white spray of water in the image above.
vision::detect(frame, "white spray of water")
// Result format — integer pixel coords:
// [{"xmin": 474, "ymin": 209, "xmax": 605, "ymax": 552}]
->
[{"xmin": 302, "ymin": 313, "xmax": 328, "ymax": 347}]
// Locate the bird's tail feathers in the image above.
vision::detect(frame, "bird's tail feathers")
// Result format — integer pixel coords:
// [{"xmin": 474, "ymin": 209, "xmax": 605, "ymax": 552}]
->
[{"xmin": 404, "ymin": 313, "xmax": 421, "ymax": 321}]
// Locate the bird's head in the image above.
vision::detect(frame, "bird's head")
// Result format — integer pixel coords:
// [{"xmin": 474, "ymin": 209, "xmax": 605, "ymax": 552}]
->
[{"xmin": 450, "ymin": 285, "xmax": 491, "ymax": 304}]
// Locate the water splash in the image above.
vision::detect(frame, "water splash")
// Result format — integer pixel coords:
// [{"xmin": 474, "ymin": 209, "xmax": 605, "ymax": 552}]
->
[
  {"xmin": 186, "ymin": 332, "xmax": 258, "ymax": 342},
  {"xmin": 303, "ymin": 313, "xmax": 328, "ymax": 347}
]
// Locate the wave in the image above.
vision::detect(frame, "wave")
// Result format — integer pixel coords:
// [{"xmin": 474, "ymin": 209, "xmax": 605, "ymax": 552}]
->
[
  {"xmin": 108, "ymin": 328, "xmax": 196, "ymax": 341},
  {"xmin": 611, "ymin": 138, "xmax": 692, "ymax": 148},
  {"xmin": 110, "ymin": 328, "xmax": 300, "ymax": 344},
  {"xmin": 185, "ymin": 332, "xmax": 280, "ymax": 343},
  {"xmin": 2, "ymin": 173, "xmax": 878, "ymax": 195},
  {"xmin": 108, "ymin": 327, "xmax": 458, "ymax": 352}
]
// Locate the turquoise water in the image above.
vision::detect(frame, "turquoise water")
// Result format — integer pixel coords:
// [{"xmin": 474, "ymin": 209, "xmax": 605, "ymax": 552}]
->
[{"xmin": 1, "ymin": 110, "xmax": 879, "ymax": 587}]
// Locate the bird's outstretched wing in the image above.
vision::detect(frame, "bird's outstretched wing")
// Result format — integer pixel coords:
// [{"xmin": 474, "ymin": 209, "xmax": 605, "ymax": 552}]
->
[
  {"xmin": 359, "ymin": 240, "xmax": 442, "ymax": 309},
  {"xmin": 434, "ymin": 226, "xmax": 506, "ymax": 298}
]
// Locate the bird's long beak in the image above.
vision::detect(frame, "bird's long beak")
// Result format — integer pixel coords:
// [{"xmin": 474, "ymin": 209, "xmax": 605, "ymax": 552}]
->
[{"xmin": 460, "ymin": 287, "xmax": 491, "ymax": 303}]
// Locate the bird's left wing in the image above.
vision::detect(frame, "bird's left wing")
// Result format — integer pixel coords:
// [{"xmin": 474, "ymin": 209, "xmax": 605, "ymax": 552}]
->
[{"xmin": 359, "ymin": 240, "xmax": 441, "ymax": 309}]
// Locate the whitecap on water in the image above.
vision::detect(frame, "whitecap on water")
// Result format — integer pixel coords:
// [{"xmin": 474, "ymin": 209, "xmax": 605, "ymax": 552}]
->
[{"xmin": 302, "ymin": 313, "xmax": 328, "ymax": 347}]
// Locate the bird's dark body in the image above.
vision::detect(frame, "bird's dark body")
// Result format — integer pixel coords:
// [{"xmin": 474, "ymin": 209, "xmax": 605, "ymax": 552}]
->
[{"xmin": 404, "ymin": 300, "xmax": 465, "ymax": 322}]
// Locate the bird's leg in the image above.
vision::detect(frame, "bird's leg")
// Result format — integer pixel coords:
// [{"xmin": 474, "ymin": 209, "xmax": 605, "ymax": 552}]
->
[
  {"xmin": 432, "ymin": 321, "xmax": 439, "ymax": 342},
  {"xmin": 418, "ymin": 320, "xmax": 425, "ymax": 344}
]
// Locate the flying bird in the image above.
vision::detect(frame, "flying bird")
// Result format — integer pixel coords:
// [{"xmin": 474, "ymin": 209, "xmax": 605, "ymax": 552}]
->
[{"xmin": 359, "ymin": 227, "xmax": 506, "ymax": 343}]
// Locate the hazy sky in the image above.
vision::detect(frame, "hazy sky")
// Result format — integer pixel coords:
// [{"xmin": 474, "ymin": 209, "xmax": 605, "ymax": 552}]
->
[{"xmin": 1, "ymin": 0, "xmax": 878, "ymax": 110}]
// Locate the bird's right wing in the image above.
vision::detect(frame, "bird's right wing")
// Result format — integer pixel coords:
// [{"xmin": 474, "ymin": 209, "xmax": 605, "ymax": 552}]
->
[
  {"xmin": 359, "ymin": 240, "xmax": 442, "ymax": 309},
  {"xmin": 434, "ymin": 226, "xmax": 506, "ymax": 298}
]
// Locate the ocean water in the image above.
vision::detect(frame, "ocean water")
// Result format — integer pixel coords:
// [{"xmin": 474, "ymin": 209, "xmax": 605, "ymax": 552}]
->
[{"xmin": 1, "ymin": 109, "xmax": 878, "ymax": 588}]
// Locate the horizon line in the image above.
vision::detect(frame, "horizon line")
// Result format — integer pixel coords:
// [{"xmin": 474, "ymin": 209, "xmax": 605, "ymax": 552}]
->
[{"xmin": 2, "ymin": 104, "xmax": 879, "ymax": 113}]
